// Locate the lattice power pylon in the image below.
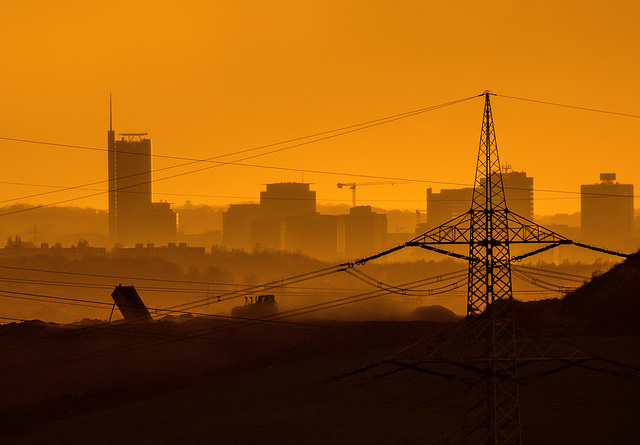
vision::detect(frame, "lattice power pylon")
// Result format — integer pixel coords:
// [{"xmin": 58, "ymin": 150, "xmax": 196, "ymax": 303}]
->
[
  {"xmin": 351, "ymin": 91, "xmax": 629, "ymax": 444},
  {"xmin": 405, "ymin": 92, "xmax": 578, "ymax": 316}
]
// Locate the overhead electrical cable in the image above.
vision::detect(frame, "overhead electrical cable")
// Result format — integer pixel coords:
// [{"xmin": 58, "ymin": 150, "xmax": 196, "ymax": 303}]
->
[
  {"xmin": 0, "ymin": 289, "xmax": 348, "ymax": 332},
  {"xmin": 167, "ymin": 264, "xmax": 349, "ymax": 312},
  {"xmin": 0, "ymin": 275, "xmax": 366, "ymax": 297},
  {"xmin": 0, "ymin": 261, "xmax": 356, "ymax": 351},
  {"xmin": 513, "ymin": 264, "xmax": 593, "ymax": 280},
  {"xmin": 2, "ymin": 177, "xmax": 639, "ymax": 204},
  {"xmin": 344, "ymin": 267, "xmax": 467, "ymax": 296},
  {"xmin": 0, "ymin": 267, "xmax": 369, "ymax": 294},
  {"xmin": 496, "ymin": 94, "xmax": 640, "ymax": 119},
  {"xmin": 0, "ymin": 95, "xmax": 478, "ymax": 163},
  {"xmin": 0, "ymin": 269, "xmax": 465, "ymax": 372},
  {"xmin": 511, "ymin": 269, "xmax": 576, "ymax": 293},
  {"xmin": 0, "ymin": 95, "xmax": 477, "ymax": 214},
  {"xmin": 1, "ymin": 92, "xmax": 639, "ymax": 214},
  {"xmin": 195, "ymin": 270, "xmax": 466, "ymax": 335},
  {"xmin": 0, "ymin": 180, "xmax": 605, "ymax": 202},
  {"xmin": 0, "ymin": 263, "xmax": 350, "ymax": 291}
]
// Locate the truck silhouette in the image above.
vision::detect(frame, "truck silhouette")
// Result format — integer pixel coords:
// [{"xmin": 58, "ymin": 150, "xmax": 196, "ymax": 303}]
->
[{"xmin": 231, "ymin": 294, "xmax": 278, "ymax": 318}]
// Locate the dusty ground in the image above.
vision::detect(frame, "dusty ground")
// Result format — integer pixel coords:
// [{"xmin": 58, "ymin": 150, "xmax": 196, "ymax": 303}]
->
[{"xmin": 0, "ymin": 315, "xmax": 638, "ymax": 444}]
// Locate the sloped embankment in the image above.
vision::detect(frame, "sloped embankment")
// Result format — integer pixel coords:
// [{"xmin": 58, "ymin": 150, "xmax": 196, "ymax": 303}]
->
[{"xmin": 558, "ymin": 251, "xmax": 640, "ymax": 334}]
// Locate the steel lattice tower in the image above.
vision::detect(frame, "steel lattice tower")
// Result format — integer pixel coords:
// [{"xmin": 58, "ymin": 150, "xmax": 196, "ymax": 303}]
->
[
  {"xmin": 352, "ymin": 91, "xmax": 628, "ymax": 444},
  {"xmin": 467, "ymin": 92, "xmax": 512, "ymax": 316}
]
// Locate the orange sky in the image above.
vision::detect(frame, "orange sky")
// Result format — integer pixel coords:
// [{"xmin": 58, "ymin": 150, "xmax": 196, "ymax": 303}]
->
[{"xmin": 0, "ymin": 1, "xmax": 638, "ymax": 216}]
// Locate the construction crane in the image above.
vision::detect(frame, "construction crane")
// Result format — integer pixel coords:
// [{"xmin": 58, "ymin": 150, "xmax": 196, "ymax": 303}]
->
[{"xmin": 336, "ymin": 181, "xmax": 409, "ymax": 207}]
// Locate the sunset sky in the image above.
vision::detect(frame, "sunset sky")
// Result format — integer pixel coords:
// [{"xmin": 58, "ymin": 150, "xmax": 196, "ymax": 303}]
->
[{"xmin": 0, "ymin": 1, "xmax": 638, "ymax": 216}]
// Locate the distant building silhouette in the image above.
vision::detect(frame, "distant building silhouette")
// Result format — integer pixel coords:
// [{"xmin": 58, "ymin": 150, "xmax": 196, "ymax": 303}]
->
[
  {"xmin": 260, "ymin": 182, "xmax": 316, "ymax": 218},
  {"xmin": 295, "ymin": 213, "xmax": 340, "ymax": 259},
  {"xmin": 581, "ymin": 173, "xmax": 633, "ymax": 249},
  {"xmin": 426, "ymin": 187, "xmax": 473, "ymax": 228},
  {"xmin": 222, "ymin": 203, "xmax": 263, "ymax": 251},
  {"xmin": 425, "ymin": 166, "xmax": 533, "ymax": 229},
  {"xmin": 223, "ymin": 183, "xmax": 319, "ymax": 252},
  {"xmin": 253, "ymin": 183, "xmax": 332, "ymax": 254},
  {"xmin": 107, "ymin": 100, "xmax": 176, "ymax": 246},
  {"xmin": 502, "ymin": 167, "xmax": 534, "ymax": 220},
  {"xmin": 339, "ymin": 206, "xmax": 387, "ymax": 258},
  {"xmin": 222, "ymin": 183, "xmax": 384, "ymax": 260},
  {"xmin": 1, "ymin": 237, "xmax": 106, "ymax": 259}
]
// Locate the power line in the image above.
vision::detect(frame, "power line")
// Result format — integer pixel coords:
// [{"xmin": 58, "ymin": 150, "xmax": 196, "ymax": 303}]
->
[
  {"xmin": 0, "ymin": 258, "xmax": 613, "ymax": 372},
  {"xmin": 514, "ymin": 264, "xmax": 596, "ymax": 280},
  {"xmin": 496, "ymin": 94, "xmax": 640, "ymax": 119},
  {"xmin": 0, "ymin": 96, "xmax": 477, "ymax": 214},
  {"xmin": 2, "ymin": 168, "xmax": 639, "ymax": 216},
  {"xmin": 0, "ymin": 263, "xmax": 370, "ymax": 293},
  {"xmin": 345, "ymin": 267, "xmax": 467, "ymax": 296},
  {"xmin": 0, "ymin": 265, "xmax": 464, "ymax": 366},
  {"xmin": 1, "ymin": 93, "xmax": 638, "ymax": 212},
  {"xmin": 0, "ymin": 273, "xmax": 374, "ymax": 298},
  {"xmin": 4, "ymin": 179, "xmax": 636, "ymax": 203},
  {"xmin": 0, "ymin": 289, "xmax": 352, "ymax": 331},
  {"xmin": 0, "ymin": 268, "xmax": 465, "ymax": 373},
  {"xmin": 0, "ymin": 96, "xmax": 478, "ymax": 163}
]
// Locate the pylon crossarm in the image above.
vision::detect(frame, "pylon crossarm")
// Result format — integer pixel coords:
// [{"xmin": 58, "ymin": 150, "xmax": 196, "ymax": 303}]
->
[
  {"xmin": 409, "ymin": 212, "xmax": 471, "ymax": 244},
  {"xmin": 406, "ymin": 242, "xmax": 474, "ymax": 262},
  {"xmin": 353, "ymin": 243, "xmax": 409, "ymax": 265},
  {"xmin": 507, "ymin": 212, "xmax": 571, "ymax": 243},
  {"xmin": 510, "ymin": 243, "xmax": 563, "ymax": 262},
  {"xmin": 571, "ymin": 241, "xmax": 631, "ymax": 258}
]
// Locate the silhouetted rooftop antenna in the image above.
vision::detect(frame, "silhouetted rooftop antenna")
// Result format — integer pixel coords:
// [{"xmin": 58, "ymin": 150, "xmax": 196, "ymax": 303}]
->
[{"xmin": 109, "ymin": 94, "xmax": 113, "ymax": 132}]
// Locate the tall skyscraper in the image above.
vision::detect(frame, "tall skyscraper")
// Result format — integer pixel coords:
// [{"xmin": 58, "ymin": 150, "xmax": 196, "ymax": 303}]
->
[
  {"xmin": 108, "ymin": 100, "xmax": 176, "ymax": 246},
  {"xmin": 581, "ymin": 173, "xmax": 633, "ymax": 249}
]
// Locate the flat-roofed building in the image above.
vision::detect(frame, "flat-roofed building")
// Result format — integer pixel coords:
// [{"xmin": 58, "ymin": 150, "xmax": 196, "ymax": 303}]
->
[
  {"xmin": 581, "ymin": 173, "xmax": 634, "ymax": 249},
  {"xmin": 425, "ymin": 167, "xmax": 533, "ymax": 230}
]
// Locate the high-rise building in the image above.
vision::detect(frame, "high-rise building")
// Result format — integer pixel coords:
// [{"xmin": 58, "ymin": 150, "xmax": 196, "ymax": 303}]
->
[
  {"xmin": 502, "ymin": 168, "xmax": 534, "ymax": 220},
  {"xmin": 425, "ymin": 166, "xmax": 533, "ymax": 229},
  {"xmin": 581, "ymin": 173, "xmax": 634, "ymax": 249},
  {"xmin": 107, "ymin": 100, "xmax": 176, "ymax": 246},
  {"xmin": 260, "ymin": 182, "xmax": 316, "ymax": 219},
  {"xmin": 426, "ymin": 187, "xmax": 473, "ymax": 228}
]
